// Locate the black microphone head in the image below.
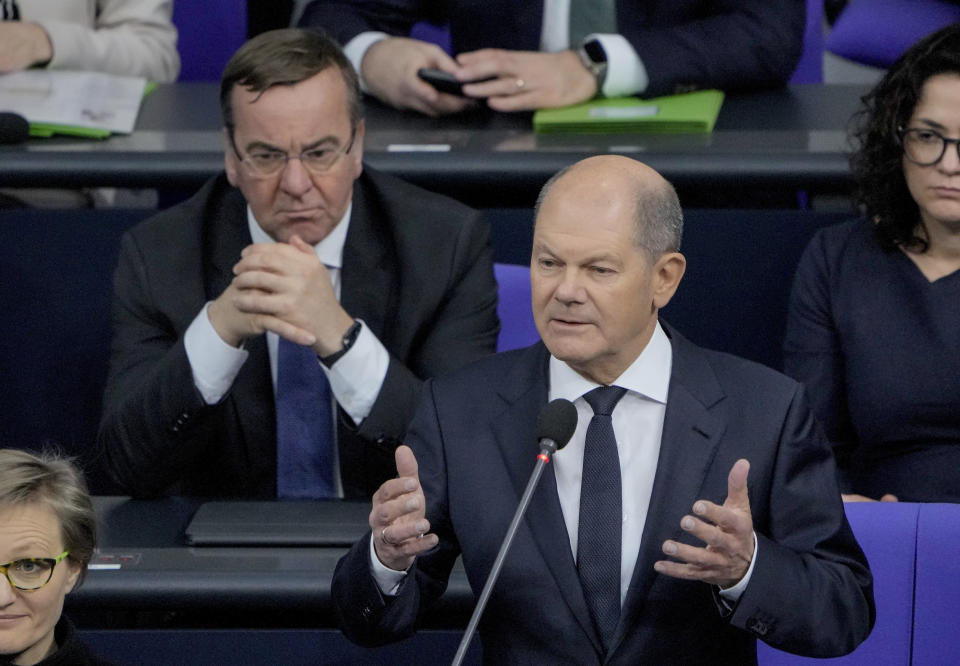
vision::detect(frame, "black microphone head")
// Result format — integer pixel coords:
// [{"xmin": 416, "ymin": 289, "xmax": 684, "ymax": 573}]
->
[
  {"xmin": 537, "ymin": 399, "xmax": 578, "ymax": 451},
  {"xmin": 0, "ymin": 112, "xmax": 30, "ymax": 145}
]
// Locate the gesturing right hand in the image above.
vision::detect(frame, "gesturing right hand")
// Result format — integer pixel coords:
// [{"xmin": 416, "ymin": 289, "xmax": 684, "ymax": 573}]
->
[{"xmin": 371, "ymin": 445, "xmax": 438, "ymax": 571}]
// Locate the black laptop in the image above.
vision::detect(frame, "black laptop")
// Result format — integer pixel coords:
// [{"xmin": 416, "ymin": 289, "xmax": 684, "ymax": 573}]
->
[{"xmin": 184, "ymin": 500, "xmax": 370, "ymax": 546}]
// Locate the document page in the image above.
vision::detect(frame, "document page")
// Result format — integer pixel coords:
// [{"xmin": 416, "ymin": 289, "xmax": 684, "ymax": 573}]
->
[{"xmin": 0, "ymin": 70, "xmax": 147, "ymax": 134}]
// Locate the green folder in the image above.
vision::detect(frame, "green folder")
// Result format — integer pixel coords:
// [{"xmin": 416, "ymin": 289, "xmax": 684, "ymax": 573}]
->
[
  {"xmin": 28, "ymin": 124, "xmax": 112, "ymax": 139},
  {"xmin": 533, "ymin": 89, "xmax": 725, "ymax": 134}
]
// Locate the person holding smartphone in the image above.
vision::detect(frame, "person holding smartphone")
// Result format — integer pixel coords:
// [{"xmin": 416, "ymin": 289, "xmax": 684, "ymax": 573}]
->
[{"xmin": 298, "ymin": 0, "xmax": 804, "ymax": 116}]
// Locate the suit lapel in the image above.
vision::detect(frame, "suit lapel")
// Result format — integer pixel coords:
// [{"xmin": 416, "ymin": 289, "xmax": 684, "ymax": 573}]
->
[
  {"xmin": 340, "ymin": 179, "xmax": 393, "ymax": 340},
  {"xmin": 610, "ymin": 326, "xmax": 726, "ymax": 657},
  {"xmin": 493, "ymin": 345, "xmax": 604, "ymax": 655},
  {"xmin": 204, "ymin": 182, "xmax": 248, "ymax": 300}
]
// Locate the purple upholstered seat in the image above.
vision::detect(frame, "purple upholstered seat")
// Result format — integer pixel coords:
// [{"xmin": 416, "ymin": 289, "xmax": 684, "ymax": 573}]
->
[
  {"xmin": 826, "ymin": 0, "xmax": 960, "ymax": 68},
  {"xmin": 493, "ymin": 263, "xmax": 539, "ymax": 352},
  {"xmin": 756, "ymin": 502, "xmax": 919, "ymax": 665},
  {"xmin": 913, "ymin": 503, "xmax": 960, "ymax": 665},
  {"xmin": 789, "ymin": 0, "xmax": 825, "ymax": 84},
  {"xmin": 172, "ymin": 0, "xmax": 248, "ymax": 81}
]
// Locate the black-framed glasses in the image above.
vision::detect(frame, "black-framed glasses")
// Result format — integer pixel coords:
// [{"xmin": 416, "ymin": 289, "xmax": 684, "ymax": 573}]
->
[
  {"xmin": 899, "ymin": 127, "xmax": 960, "ymax": 166},
  {"xmin": 230, "ymin": 127, "xmax": 357, "ymax": 177},
  {"xmin": 1, "ymin": 551, "xmax": 70, "ymax": 590}
]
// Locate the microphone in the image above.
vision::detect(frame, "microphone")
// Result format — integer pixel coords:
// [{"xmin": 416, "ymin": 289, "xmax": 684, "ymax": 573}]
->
[
  {"xmin": 0, "ymin": 112, "xmax": 30, "ymax": 145},
  {"xmin": 451, "ymin": 399, "xmax": 578, "ymax": 666}
]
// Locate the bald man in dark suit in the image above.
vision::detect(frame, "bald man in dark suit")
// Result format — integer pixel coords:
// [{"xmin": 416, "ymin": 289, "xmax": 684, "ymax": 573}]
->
[{"xmin": 333, "ymin": 156, "xmax": 873, "ymax": 663}]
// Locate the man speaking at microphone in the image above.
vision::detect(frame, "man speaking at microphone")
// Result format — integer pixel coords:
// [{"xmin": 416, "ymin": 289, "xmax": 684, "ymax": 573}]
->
[{"xmin": 332, "ymin": 155, "xmax": 875, "ymax": 663}]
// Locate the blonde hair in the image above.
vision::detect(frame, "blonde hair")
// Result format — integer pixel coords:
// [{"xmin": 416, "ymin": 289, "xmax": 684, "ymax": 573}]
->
[{"xmin": 0, "ymin": 449, "xmax": 96, "ymax": 586}]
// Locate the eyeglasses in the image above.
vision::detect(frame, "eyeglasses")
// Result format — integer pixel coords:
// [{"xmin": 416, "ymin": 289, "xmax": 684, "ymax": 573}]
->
[
  {"xmin": 230, "ymin": 127, "xmax": 356, "ymax": 177},
  {"xmin": 1, "ymin": 551, "xmax": 70, "ymax": 591},
  {"xmin": 899, "ymin": 127, "xmax": 960, "ymax": 166}
]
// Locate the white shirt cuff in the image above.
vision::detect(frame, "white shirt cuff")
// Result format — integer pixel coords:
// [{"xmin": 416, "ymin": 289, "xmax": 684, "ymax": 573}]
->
[
  {"xmin": 592, "ymin": 33, "xmax": 649, "ymax": 97},
  {"xmin": 718, "ymin": 530, "xmax": 758, "ymax": 605},
  {"xmin": 323, "ymin": 320, "xmax": 389, "ymax": 425},
  {"xmin": 184, "ymin": 303, "xmax": 248, "ymax": 404},
  {"xmin": 369, "ymin": 533, "xmax": 407, "ymax": 596},
  {"xmin": 344, "ymin": 31, "xmax": 390, "ymax": 94}
]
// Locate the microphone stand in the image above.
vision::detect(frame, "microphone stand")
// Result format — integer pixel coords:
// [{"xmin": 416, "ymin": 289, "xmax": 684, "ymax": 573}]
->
[{"xmin": 450, "ymin": 443, "xmax": 558, "ymax": 666}]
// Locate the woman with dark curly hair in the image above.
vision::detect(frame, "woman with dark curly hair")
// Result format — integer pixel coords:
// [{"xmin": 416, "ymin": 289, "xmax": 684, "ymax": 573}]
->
[{"xmin": 784, "ymin": 23, "xmax": 960, "ymax": 503}]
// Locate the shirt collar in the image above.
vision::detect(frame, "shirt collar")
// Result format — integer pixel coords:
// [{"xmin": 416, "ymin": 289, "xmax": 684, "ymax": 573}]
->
[
  {"xmin": 548, "ymin": 320, "xmax": 672, "ymax": 404},
  {"xmin": 246, "ymin": 202, "xmax": 352, "ymax": 269}
]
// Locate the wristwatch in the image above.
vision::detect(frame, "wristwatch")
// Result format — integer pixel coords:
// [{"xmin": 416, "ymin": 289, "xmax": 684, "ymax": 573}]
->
[
  {"xmin": 320, "ymin": 319, "xmax": 362, "ymax": 367},
  {"xmin": 576, "ymin": 38, "xmax": 608, "ymax": 94}
]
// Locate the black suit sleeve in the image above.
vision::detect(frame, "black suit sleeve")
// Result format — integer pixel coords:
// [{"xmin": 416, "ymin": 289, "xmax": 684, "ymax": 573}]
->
[
  {"xmin": 353, "ymin": 207, "xmax": 498, "ymax": 449},
  {"xmin": 299, "ymin": 0, "xmax": 805, "ymax": 95},
  {"xmin": 334, "ymin": 378, "xmax": 461, "ymax": 645},
  {"xmin": 97, "ymin": 230, "xmax": 220, "ymax": 496},
  {"xmin": 731, "ymin": 385, "xmax": 875, "ymax": 656},
  {"xmin": 299, "ymin": 0, "xmax": 430, "ymax": 46},
  {"xmin": 623, "ymin": 0, "xmax": 805, "ymax": 96}
]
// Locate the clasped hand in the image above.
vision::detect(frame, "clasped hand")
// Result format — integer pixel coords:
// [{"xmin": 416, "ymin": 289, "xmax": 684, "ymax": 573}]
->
[
  {"xmin": 208, "ymin": 235, "xmax": 352, "ymax": 353},
  {"xmin": 654, "ymin": 459, "xmax": 755, "ymax": 589},
  {"xmin": 370, "ymin": 446, "xmax": 438, "ymax": 571}
]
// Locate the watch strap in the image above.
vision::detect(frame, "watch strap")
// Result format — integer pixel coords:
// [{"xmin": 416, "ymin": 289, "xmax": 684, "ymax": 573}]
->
[
  {"xmin": 319, "ymin": 319, "xmax": 362, "ymax": 367},
  {"xmin": 576, "ymin": 39, "xmax": 608, "ymax": 93}
]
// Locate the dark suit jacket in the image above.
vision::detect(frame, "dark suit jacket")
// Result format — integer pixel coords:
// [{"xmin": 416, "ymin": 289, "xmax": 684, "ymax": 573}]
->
[
  {"xmin": 300, "ymin": 0, "xmax": 804, "ymax": 96},
  {"xmin": 333, "ymin": 326, "xmax": 874, "ymax": 664},
  {"xmin": 98, "ymin": 167, "xmax": 499, "ymax": 499}
]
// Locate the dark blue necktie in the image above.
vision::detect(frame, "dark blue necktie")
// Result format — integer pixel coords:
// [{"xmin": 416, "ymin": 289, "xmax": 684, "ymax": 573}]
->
[
  {"xmin": 275, "ymin": 337, "xmax": 336, "ymax": 498},
  {"xmin": 577, "ymin": 385, "xmax": 627, "ymax": 654}
]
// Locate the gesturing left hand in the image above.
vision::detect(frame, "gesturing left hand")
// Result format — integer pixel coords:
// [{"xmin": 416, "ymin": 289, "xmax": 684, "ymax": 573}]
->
[{"xmin": 654, "ymin": 458, "xmax": 755, "ymax": 589}]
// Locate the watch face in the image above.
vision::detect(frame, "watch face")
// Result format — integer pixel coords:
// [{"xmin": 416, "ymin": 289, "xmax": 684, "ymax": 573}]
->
[{"xmin": 583, "ymin": 39, "xmax": 607, "ymax": 64}]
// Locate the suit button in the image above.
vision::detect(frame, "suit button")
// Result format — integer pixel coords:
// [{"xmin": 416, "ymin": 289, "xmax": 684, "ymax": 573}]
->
[
  {"xmin": 361, "ymin": 605, "xmax": 373, "ymax": 619},
  {"xmin": 747, "ymin": 618, "xmax": 769, "ymax": 636}
]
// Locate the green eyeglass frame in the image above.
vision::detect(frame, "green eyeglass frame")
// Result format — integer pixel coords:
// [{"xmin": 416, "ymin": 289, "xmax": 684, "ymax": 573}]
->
[{"xmin": 1, "ymin": 550, "xmax": 70, "ymax": 590}]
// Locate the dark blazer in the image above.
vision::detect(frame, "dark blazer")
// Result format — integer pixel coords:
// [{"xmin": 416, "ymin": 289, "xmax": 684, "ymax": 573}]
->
[
  {"xmin": 333, "ymin": 326, "xmax": 874, "ymax": 664},
  {"xmin": 300, "ymin": 0, "xmax": 804, "ymax": 96},
  {"xmin": 97, "ymin": 167, "xmax": 499, "ymax": 499}
]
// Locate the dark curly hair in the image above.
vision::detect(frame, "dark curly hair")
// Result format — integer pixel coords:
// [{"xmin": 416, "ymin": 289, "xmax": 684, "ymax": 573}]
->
[{"xmin": 850, "ymin": 23, "xmax": 960, "ymax": 251}]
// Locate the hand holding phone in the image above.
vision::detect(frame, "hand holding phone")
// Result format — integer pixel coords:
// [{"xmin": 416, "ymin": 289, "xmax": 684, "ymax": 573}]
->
[{"xmin": 417, "ymin": 68, "xmax": 495, "ymax": 97}]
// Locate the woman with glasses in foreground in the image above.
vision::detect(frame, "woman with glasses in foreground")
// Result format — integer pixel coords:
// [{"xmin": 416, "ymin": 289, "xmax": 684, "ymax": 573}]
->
[
  {"xmin": 0, "ymin": 449, "xmax": 107, "ymax": 665},
  {"xmin": 784, "ymin": 23, "xmax": 960, "ymax": 503}
]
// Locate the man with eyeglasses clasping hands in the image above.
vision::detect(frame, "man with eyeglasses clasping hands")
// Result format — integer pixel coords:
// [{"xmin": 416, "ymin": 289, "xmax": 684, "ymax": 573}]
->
[{"xmin": 97, "ymin": 29, "xmax": 499, "ymax": 501}]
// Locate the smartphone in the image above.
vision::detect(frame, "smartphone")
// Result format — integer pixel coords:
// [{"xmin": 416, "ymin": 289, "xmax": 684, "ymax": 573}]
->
[{"xmin": 417, "ymin": 68, "xmax": 495, "ymax": 97}]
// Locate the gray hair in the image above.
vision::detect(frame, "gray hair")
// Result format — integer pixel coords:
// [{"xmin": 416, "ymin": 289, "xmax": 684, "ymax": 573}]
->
[
  {"xmin": 0, "ymin": 449, "xmax": 96, "ymax": 586},
  {"xmin": 534, "ymin": 163, "xmax": 684, "ymax": 259}
]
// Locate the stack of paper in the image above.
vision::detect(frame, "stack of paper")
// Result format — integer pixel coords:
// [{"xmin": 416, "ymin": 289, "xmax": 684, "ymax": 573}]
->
[
  {"xmin": 0, "ymin": 70, "xmax": 148, "ymax": 138},
  {"xmin": 533, "ymin": 89, "xmax": 725, "ymax": 134}
]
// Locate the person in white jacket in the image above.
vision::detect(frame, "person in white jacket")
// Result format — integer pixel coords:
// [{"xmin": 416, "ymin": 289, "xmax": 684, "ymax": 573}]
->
[{"xmin": 0, "ymin": 0, "xmax": 179, "ymax": 82}]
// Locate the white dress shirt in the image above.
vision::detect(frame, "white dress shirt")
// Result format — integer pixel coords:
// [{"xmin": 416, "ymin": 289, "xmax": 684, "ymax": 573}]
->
[
  {"xmin": 183, "ymin": 203, "xmax": 391, "ymax": 496},
  {"xmin": 344, "ymin": 0, "xmax": 648, "ymax": 99},
  {"xmin": 371, "ymin": 321, "xmax": 755, "ymax": 603}
]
